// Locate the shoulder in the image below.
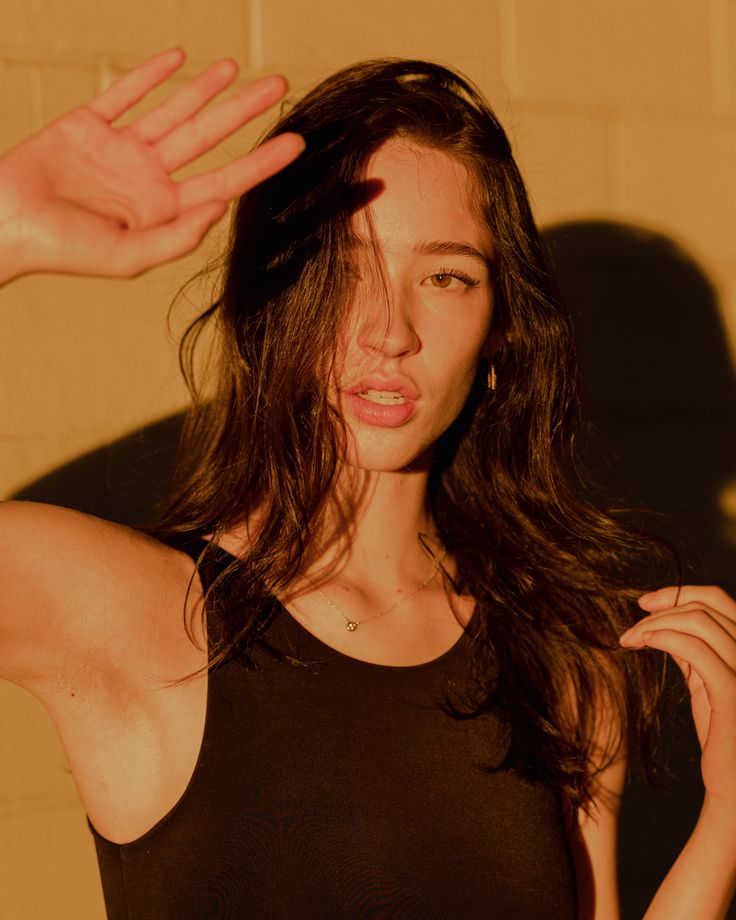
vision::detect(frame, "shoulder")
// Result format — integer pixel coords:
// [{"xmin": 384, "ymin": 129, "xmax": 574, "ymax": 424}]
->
[{"xmin": 0, "ymin": 500, "xmax": 205, "ymax": 693}]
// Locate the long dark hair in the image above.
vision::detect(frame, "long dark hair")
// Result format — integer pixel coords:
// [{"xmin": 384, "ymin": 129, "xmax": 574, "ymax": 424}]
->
[{"xmin": 152, "ymin": 59, "xmax": 668, "ymax": 811}]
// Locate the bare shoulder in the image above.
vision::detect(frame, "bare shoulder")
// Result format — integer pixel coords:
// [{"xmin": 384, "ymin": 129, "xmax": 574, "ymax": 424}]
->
[
  {"xmin": 0, "ymin": 499, "xmax": 190, "ymax": 602},
  {"xmin": 0, "ymin": 500, "xmax": 204, "ymax": 692}
]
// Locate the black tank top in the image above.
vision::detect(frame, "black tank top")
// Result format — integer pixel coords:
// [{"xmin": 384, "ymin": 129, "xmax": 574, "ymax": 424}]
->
[{"xmin": 91, "ymin": 539, "xmax": 577, "ymax": 919}]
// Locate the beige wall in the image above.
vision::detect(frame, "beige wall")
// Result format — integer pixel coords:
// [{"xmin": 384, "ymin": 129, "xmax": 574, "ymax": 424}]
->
[{"xmin": 1, "ymin": 1, "xmax": 735, "ymax": 916}]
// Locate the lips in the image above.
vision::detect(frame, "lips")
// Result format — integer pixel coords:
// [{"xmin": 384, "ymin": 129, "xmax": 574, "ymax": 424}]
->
[
  {"xmin": 345, "ymin": 376, "xmax": 419, "ymax": 400},
  {"xmin": 341, "ymin": 375, "xmax": 419, "ymax": 428}
]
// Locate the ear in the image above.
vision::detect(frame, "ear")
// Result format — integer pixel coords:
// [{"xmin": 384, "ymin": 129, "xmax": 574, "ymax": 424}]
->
[{"xmin": 482, "ymin": 326, "xmax": 510, "ymax": 358}]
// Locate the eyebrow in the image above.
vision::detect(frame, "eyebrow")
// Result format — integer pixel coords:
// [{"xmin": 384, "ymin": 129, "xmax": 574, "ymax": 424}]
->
[
  {"xmin": 414, "ymin": 240, "xmax": 493, "ymax": 268},
  {"xmin": 349, "ymin": 234, "xmax": 493, "ymax": 268}
]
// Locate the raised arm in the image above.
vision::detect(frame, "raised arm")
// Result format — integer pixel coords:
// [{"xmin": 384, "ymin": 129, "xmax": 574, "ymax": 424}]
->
[
  {"xmin": 0, "ymin": 47, "xmax": 304, "ymax": 282},
  {"xmin": 0, "ymin": 49, "xmax": 304, "ymax": 688}
]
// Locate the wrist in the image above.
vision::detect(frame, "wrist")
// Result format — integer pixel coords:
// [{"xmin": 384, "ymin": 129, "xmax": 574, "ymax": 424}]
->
[
  {"xmin": 0, "ymin": 157, "xmax": 39, "ymax": 284},
  {"xmin": 700, "ymin": 794, "xmax": 736, "ymax": 843}
]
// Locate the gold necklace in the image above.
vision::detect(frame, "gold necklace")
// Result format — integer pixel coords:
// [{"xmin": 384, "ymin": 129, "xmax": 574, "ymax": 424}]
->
[{"xmin": 314, "ymin": 552, "xmax": 446, "ymax": 632}]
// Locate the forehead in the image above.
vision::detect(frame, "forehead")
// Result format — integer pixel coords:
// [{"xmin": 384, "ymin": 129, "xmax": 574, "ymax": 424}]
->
[{"xmin": 354, "ymin": 138, "xmax": 492, "ymax": 258}]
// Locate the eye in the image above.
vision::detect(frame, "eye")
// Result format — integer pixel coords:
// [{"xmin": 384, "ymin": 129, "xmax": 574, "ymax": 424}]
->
[{"xmin": 423, "ymin": 268, "xmax": 479, "ymax": 289}]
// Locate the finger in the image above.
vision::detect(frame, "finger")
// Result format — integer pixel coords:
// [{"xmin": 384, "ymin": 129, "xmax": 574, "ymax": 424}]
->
[
  {"xmin": 620, "ymin": 611, "xmax": 736, "ymax": 669},
  {"xmin": 637, "ymin": 585, "xmax": 683, "ymax": 611},
  {"xmin": 176, "ymin": 131, "xmax": 305, "ymax": 209},
  {"xmin": 633, "ymin": 602, "xmax": 736, "ymax": 642},
  {"xmin": 87, "ymin": 48, "xmax": 186, "ymax": 122},
  {"xmin": 639, "ymin": 585, "xmax": 736, "ymax": 620},
  {"xmin": 635, "ymin": 629, "xmax": 735, "ymax": 698},
  {"xmin": 157, "ymin": 74, "xmax": 289, "ymax": 173},
  {"xmin": 110, "ymin": 200, "xmax": 228, "ymax": 276},
  {"xmin": 671, "ymin": 655, "xmax": 692, "ymax": 681},
  {"xmin": 130, "ymin": 58, "xmax": 239, "ymax": 144}
]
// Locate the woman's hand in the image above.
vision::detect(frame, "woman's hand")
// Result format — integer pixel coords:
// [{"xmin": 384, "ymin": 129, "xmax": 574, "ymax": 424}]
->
[
  {"xmin": 622, "ymin": 586, "xmax": 736, "ymax": 919},
  {"xmin": 620, "ymin": 585, "xmax": 736, "ymax": 808},
  {"xmin": 0, "ymin": 48, "xmax": 304, "ymax": 281}
]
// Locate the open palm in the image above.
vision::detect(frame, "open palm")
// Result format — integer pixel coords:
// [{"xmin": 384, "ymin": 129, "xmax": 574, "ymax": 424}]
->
[{"xmin": 0, "ymin": 48, "xmax": 303, "ymax": 279}]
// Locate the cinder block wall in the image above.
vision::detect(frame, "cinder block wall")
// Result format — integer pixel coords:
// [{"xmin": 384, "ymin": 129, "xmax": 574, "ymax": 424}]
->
[{"xmin": 1, "ymin": 2, "xmax": 735, "ymax": 917}]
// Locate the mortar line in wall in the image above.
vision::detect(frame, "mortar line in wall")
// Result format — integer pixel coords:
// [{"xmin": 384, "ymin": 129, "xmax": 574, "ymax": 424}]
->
[
  {"xmin": 611, "ymin": 112, "xmax": 625, "ymax": 215},
  {"xmin": 708, "ymin": 0, "xmax": 731, "ymax": 114},
  {"xmin": 28, "ymin": 67, "xmax": 43, "ymax": 131},
  {"xmin": 248, "ymin": 0, "xmax": 264, "ymax": 73},
  {"xmin": 498, "ymin": 0, "xmax": 519, "ymax": 97},
  {"xmin": 601, "ymin": 116, "xmax": 614, "ymax": 214}
]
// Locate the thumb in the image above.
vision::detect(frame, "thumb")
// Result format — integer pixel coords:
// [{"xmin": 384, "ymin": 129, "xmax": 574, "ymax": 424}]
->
[
  {"xmin": 115, "ymin": 200, "xmax": 228, "ymax": 276},
  {"xmin": 638, "ymin": 585, "xmax": 682, "ymax": 612}
]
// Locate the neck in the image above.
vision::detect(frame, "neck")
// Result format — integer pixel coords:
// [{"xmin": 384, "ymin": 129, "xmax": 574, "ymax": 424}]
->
[{"xmin": 307, "ymin": 464, "xmax": 440, "ymax": 588}]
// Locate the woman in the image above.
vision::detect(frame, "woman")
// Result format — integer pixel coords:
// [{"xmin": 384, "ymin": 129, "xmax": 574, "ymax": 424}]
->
[{"xmin": 0, "ymin": 48, "xmax": 734, "ymax": 919}]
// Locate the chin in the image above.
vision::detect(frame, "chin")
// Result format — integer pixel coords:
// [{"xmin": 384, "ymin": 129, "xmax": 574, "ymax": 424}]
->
[{"xmin": 343, "ymin": 435, "xmax": 435, "ymax": 474}]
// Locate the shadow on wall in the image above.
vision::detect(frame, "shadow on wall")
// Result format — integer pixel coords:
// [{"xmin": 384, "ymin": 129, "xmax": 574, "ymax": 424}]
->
[
  {"xmin": 11, "ymin": 412, "xmax": 183, "ymax": 529},
  {"xmin": 11, "ymin": 220, "xmax": 736, "ymax": 919},
  {"xmin": 543, "ymin": 220, "xmax": 736, "ymax": 920},
  {"xmin": 543, "ymin": 220, "xmax": 736, "ymax": 592}
]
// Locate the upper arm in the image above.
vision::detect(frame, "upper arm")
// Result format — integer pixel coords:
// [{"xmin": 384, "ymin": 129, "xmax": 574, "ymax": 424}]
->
[
  {"xmin": 568, "ymin": 754, "xmax": 626, "ymax": 920},
  {"xmin": 0, "ymin": 500, "xmax": 199, "ymax": 693}
]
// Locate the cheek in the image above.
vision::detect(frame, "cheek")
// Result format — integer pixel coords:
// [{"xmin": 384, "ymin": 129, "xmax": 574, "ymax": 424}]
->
[
  {"xmin": 430, "ymin": 348, "xmax": 482, "ymax": 416},
  {"xmin": 332, "ymin": 318, "xmax": 361, "ymax": 386}
]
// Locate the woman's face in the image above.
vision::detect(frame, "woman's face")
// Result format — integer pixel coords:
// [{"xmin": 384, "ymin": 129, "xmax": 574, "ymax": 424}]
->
[{"xmin": 334, "ymin": 138, "xmax": 496, "ymax": 473}]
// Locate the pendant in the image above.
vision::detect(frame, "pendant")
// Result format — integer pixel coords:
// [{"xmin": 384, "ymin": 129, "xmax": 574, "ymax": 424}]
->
[{"xmin": 345, "ymin": 620, "xmax": 359, "ymax": 631}]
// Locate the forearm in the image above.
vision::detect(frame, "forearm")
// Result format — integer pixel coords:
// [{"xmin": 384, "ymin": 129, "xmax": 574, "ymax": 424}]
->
[{"xmin": 643, "ymin": 796, "xmax": 736, "ymax": 920}]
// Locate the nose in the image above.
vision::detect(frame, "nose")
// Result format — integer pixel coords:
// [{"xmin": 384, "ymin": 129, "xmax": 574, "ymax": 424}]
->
[{"xmin": 355, "ymin": 288, "xmax": 420, "ymax": 359}]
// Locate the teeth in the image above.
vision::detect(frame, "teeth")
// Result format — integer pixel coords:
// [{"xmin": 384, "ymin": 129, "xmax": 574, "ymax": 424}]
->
[{"xmin": 359, "ymin": 389, "xmax": 407, "ymax": 405}]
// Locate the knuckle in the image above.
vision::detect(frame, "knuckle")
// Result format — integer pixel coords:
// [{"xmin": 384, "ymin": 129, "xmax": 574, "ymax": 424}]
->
[
  {"xmin": 705, "ymin": 585, "xmax": 729, "ymax": 605},
  {"xmin": 690, "ymin": 609, "xmax": 713, "ymax": 630}
]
